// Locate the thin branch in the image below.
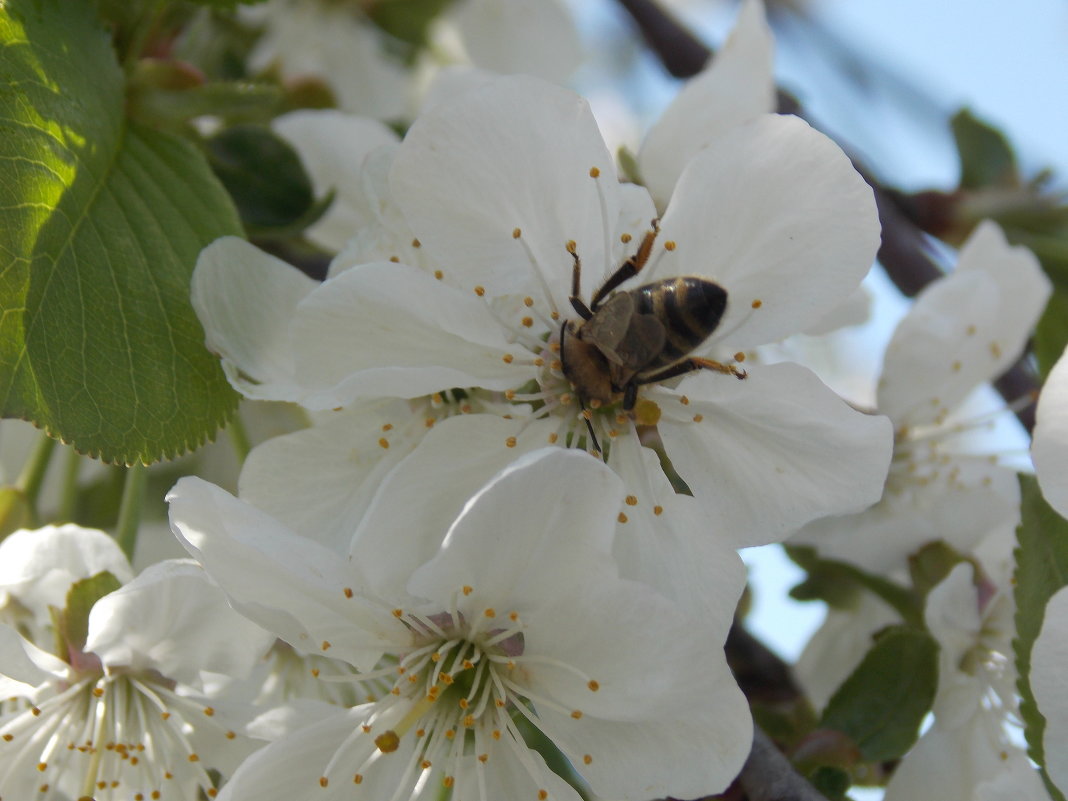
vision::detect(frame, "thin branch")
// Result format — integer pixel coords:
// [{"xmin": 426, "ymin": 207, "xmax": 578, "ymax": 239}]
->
[
  {"xmin": 739, "ymin": 727, "xmax": 831, "ymax": 801},
  {"xmin": 614, "ymin": 0, "xmax": 1041, "ymax": 431}
]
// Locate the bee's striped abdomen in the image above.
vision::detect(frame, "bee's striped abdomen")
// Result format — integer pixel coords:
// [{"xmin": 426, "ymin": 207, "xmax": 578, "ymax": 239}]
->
[{"xmin": 631, "ymin": 277, "xmax": 727, "ymax": 370}]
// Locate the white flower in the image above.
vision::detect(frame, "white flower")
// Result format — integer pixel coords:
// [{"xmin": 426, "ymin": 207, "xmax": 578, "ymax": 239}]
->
[
  {"xmin": 194, "ymin": 74, "xmax": 891, "ymax": 551},
  {"xmin": 792, "ymin": 220, "xmax": 1051, "ymax": 574},
  {"xmin": 1032, "ymin": 343, "xmax": 1068, "ymax": 517},
  {"xmin": 0, "ymin": 557, "xmax": 273, "ymax": 801},
  {"xmin": 1031, "ymin": 586, "xmax": 1068, "ymax": 796},
  {"xmin": 167, "ymin": 448, "xmax": 752, "ymax": 800}
]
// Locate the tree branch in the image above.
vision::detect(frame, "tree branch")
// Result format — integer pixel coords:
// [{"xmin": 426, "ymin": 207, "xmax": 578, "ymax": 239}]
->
[
  {"xmin": 614, "ymin": 0, "xmax": 1041, "ymax": 431},
  {"xmin": 739, "ymin": 728, "xmax": 832, "ymax": 801}
]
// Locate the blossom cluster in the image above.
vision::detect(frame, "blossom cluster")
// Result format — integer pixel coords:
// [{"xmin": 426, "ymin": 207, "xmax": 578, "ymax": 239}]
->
[{"xmin": 3, "ymin": 0, "xmax": 1068, "ymax": 799}]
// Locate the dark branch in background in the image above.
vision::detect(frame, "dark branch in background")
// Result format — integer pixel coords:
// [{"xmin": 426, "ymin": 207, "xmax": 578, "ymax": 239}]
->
[
  {"xmin": 739, "ymin": 728, "xmax": 832, "ymax": 801},
  {"xmin": 615, "ymin": 0, "xmax": 1041, "ymax": 432}
]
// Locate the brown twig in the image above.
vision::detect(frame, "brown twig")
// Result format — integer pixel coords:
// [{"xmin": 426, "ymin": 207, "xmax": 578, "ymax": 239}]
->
[
  {"xmin": 739, "ymin": 728, "xmax": 832, "ymax": 801},
  {"xmin": 615, "ymin": 0, "xmax": 1041, "ymax": 431}
]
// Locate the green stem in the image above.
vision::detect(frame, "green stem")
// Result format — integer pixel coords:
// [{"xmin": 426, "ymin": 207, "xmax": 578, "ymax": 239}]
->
[
  {"xmin": 57, "ymin": 447, "xmax": 81, "ymax": 522},
  {"xmin": 227, "ymin": 413, "xmax": 252, "ymax": 465},
  {"xmin": 115, "ymin": 464, "xmax": 147, "ymax": 562},
  {"xmin": 16, "ymin": 434, "xmax": 57, "ymax": 514}
]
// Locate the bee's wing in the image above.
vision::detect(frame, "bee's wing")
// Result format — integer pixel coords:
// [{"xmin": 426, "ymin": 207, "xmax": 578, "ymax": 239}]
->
[
  {"xmin": 614, "ymin": 314, "xmax": 666, "ymax": 371},
  {"xmin": 584, "ymin": 293, "xmax": 635, "ymax": 365}
]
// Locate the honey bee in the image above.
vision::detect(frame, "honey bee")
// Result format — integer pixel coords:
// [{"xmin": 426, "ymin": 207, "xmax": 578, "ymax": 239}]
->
[{"xmin": 560, "ymin": 222, "xmax": 745, "ymax": 451}]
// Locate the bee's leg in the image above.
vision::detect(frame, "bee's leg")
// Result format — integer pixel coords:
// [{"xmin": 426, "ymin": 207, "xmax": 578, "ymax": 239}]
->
[
  {"xmin": 581, "ymin": 406, "xmax": 603, "ymax": 454},
  {"xmin": 635, "ymin": 357, "xmax": 747, "ymax": 386},
  {"xmin": 567, "ymin": 244, "xmax": 593, "ymax": 319},
  {"xmin": 622, "ymin": 382, "xmax": 639, "ymax": 411},
  {"xmin": 590, "ymin": 220, "xmax": 660, "ymax": 310}
]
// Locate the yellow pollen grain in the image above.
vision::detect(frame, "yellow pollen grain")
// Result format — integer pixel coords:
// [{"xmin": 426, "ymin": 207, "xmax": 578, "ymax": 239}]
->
[
  {"xmin": 617, "ymin": 512, "xmax": 628, "ymax": 524},
  {"xmin": 161, "ymin": 712, "xmax": 170, "ymax": 720},
  {"xmin": 416, "ymin": 728, "xmax": 426, "ymax": 737},
  {"xmin": 990, "ymin": 342, "xmax": 1002, "ymax": 358},
  {"xmin": 552, "ymin": 360, "xmax": 563, "ymax": 372},
  {"xmin": 571, "ymin": 710, "xmax": 583, "ymax": 719},
  {"xmin": 376, "ymin": 731, "xmax": 401, "ymax": 753},
  {"xmin": 188, "ymin": 754, "xmax": 200, "ymax": 763},
  {"xmin": 478, "ymin": 753, "xmax": 489, "ymax": 764},
  {"xmin": 2, "ymin": 734, "xmax": 12, "ymax": 741},
  {"xmin": 751, "ymin": 299, "xmax": 762, "ymax": 309},
  {"xmin": 510, "ymin": 611, "xmax": 519, "ymax": 621},
  {"xmin": 505, "ymin": 436, "xmax": 517, "ymax": 448},
  {"xmin": 584, "ymin": 754, "xmax": 593, "ymax": 764},
  {"xmin": 39, "ymin": 784, "xmax": 49, "ymax": 793},
  {"xmin": 513, "ymin": 227, "xmax": 522, "ymax": 239},
  {"xmin": 484, "ymin": 608, "xmax": 497, "ymax": 618},
  {"xmin": 664, "ymin": 240, "xmax": 676, "ymax": 251},
  {"xmin": 382, "ymin": 423, "xmax": 393, "ymax": 432},
  {"xmin": 444, "ymin": 776, "xmax": 454, "ymax": 788},
  {"xmin": 31, "ymin": 707, "xmax": 40, "ymax": 716},
  {"xmin": 566, "ymin": 240, "xmax": 577, "ymax": 253},
  {"xmin": 463, "ymin": 585, "xmax": 474, "ymax": 595},
  {"xmin": 445, "ymin": 729, "xmax": 456, "ymax": 740},
  {"xmin": 311, "ymin": 668, "xmax": 320, "ymax": 677},
  {"xmin": 226, "ymin": 731, "xmax": 236, "ymax": 740},
  {"xmin": 393, "ymin": 608, "xmax": 404, "ymax": 617},
  {"xmin": 321, "ymin": 641, "xmax": 331, "ymax": 651},
  {"xmin": 422, "ymin": 760, "xmax": 432, "ymax": 770},
  {"xmin": 523, "ymin": 296, "xmax": 534, "ymax": 307},
  {"xmin": 37, "ymin": 762, "xmax": 47, "ymax": 772},
  {"xmin": 425, "ymin": 418, "xmax": 436, "ymax": 428},
  {"xmin": 521, "ymin": 316, "xmax": 533, "ymax": 327},
  {"xmin": 474, "ymin": 286, "xmax": 486, "ymax": 296},
  {"xmin": 734, "ymin": 352, "xmax": 746, "ymax": 362},
  {"xmin": 589, "ymin": 166, "xmax": 600, "ymax": 178},
  {"xmin": 354, "ymin": 774, "xmax": 364, "ymax": 784},
  {"xmin": 432, "ymin": 392, "xmax": 444, "ymax": 404},
  {"xmin": 93, "ymin": 687, "xmax": 104, "ymax": 697},
  {"xmin": 588, "ymin": 680, "xmax": 600, "ymax": 691},
  {"xmin": 548, "ymin": 432, "xmax": 558, "ymax": 444},
  {"xmin": 434, "ymin": 270, "xmax": 444, "ymax": 280},
  {"xmin": 693, "ymin": 414, "xmax": 704, "ymax": 422},
  {"xmin": 463, "ymin": 715, "xmax": 475, "ymax": 727},
  {"xmin": 551, "ymin": 310, "xmax": 560, "ymax": 320},
  {"xmin": 533, "ymin": 357, "xmax": 544, "ymax": 367},
  {"xmin": 378, "ymin": 438, "xmax": 389, "ymax": 449},
  {"xmin": 680, "ymin": 395, "xmax": 690, "ymax": 405},
  {"xmin": 412, "ymin": 238, "xmax": 421, "ymax": 248},
  {"xmin": 582, "ymin": 409, "xmax": 592, "ymax": 421},
  {"xmin": 408, "ymin": 675, "xmax": 418, "ymax": 683},
  {"xmin": 539, "ymin": 791, "xmax": 548, "ymax": 800},
  {"xmin": 625, "ymin": 495, "xmax": 638, "ymax": 506},
  {"xmin": 459, "ymin": 698, "xmax": 470, "ymax": 709},
  {"xmin": 203, "ymin": 707, "xmax": 215, "ymax": 717},
  {"xmin": 389, "ymin": 256, "xmax": 400, "ymax": 263},
  {"xmin": 503, "ymin": 354, "xmax": 514, "ymax": 364},
  {"xmin": 362, "ymin": 724, "xmax": 373, "ymax": 733},
  {"xmin": 343, "ymin": 587, "xmax": 353, "ymax": 598},
  {"xmin": 208, "ymin": 791, "xmax": 218, "ymax": 799},
  {"xmin": 320, "ymin": 777, "xmax": 329, "ymax": 788},
  {"xmin": 620, "ymin": 233, "xmax": 632, "ymax": 244},
  {"xmin": 496, "ymin": 699, "xmax": 506, "ymax": 708},
  {"xmin": 505, "ymin": 389, "xmax": 516, "ymax": 400}
]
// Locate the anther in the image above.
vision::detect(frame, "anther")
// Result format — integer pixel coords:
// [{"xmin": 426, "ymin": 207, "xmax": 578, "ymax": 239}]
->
[
  {"xmin": 505, "ymin": 437, "xmax": 517, "ymax": 448},
  {"xmin": 343, "ymin": 587, "xmax": 353, "ymax": 598},
  {"xmin": 434, "ymin": 270, "xmax": 444, "ymax": 280},
  {"xmin": 524, "ymin": 296, "xmax": 534, "ymax": 307},
  {"xmin": 589, "ymin": 166, "xmax": 600, "ymax": 178},
  {"xmin": 378, "ymin": 438, "xmax": 389, "ymax": 449},
  {"xmin": 625, "ymin": 495, "xmax": 637, "ymax": 506},
  {"xmin": 664, "ymin": 241, "xmax": 676, "ymax": 251},
  {"xmin": 474, "ymin": 286, "xmax": 486, "ymax": 296},
  {"xmin": 512, "ymin": 228, "xmax": 522, "ymax": 239},
  {"xmin": 617, "ymin": 512, "xmax": 628, "ymax": 523},
  {"xmin": 751, "ymin": 299, "xmax": 763, "ymax": 309},
  {"xmin": 734, "ymin": 352, "xmax": 746, "ymax": 362}
]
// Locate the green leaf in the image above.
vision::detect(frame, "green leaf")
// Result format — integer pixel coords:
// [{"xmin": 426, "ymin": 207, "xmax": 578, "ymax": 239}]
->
[
  {"xmin": 819, "ymin": 626, "xmax": 939, "ymax": 763},
  {"xmin": 952, "ymin": 108, "xmax": 1017, "ymax": 190},
  {"xmin": 0, "ymin": 0, "xmax": 241, "ymax": 465},
  {"xmin": 367, "ymin": 0, "xmax": 456, "ymax": 49},
  {"xmin": 1014, "ymin": 475, "xmax": 1068, "ymax": 801},
  {"xmin": 58, "ymin": 570, "xmax": 123, "ymax": 655}
]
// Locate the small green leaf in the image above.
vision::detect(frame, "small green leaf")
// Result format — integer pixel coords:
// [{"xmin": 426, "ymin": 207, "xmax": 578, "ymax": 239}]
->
[
  {"xmin": 952, "ymin": 108, "xmax": 1017, "ymax": 190},
  {"xmin": 367, "ymin": 0, "xmax": 456, "ymax": 49},
  {"xmin": 907, "ymin": 541, "xmax": 970, "ymax": 599},
  {"xmin": 820, "ymin": 626, "xmax": 939, "ymax": 763},
  {"xmin": 59, "ymin": 570, "xmax": 123, "ymax": 655},
  {"xmin": 1014, "ymin": 475, "xmax": 1068, "ymax": 801},
  {"xmin": 0, "ymin": 0, "xmax": 241, "ymax": 465},
  {"xmin": 808, "ymin": 765, "xmax": 851, "ymax": 801}
]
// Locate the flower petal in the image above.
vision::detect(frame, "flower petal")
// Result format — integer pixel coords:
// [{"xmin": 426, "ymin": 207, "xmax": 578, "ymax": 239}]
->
[
  {"xmin": 638, "ymin": 0, "xmax": 775, "ymax": 211},
  {"xmin": 390, "ymin": 75, "xmax": 620, "ymax": 309},
  {"xmin": 290, "ymin": 261, "xmax": 528, "ymax": 408},
  {"xmin": 1031, "ymin": 586, "xmax": 1068, "ymax": 795},
  {"xmin": 651, "ymin": 114, "xmax": 880, "ymax": 348},
  {"xmin": 658, "ymin": 362, "xmax": 893, "ymax": 546},
  {"xmin": 191, "ymin": 237, "xmax": 318, "ymax": 402},
  {"xmin": 1033, "ymin": 346, "xmax": 1068, "ymax": 518},
  {"xmin": 877, "ymin": 220, "xmax": 1050, "ymax": 425}
]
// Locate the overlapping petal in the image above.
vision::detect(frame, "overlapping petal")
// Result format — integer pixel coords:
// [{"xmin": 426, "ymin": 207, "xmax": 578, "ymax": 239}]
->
[
  {"xmin": 1031, "ymin": 586, "xmax": 1068, "ymax": 795},
  {"xmin": 1033, "ymin": 345, "xmax": 1068, "ymax": 518}
]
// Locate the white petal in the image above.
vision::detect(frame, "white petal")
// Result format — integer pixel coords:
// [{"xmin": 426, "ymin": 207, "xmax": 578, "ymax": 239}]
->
[
  {"xmin": 390, "ymin": 75, "xmax": 620, "ymax": 308},
  {"xmin": 238, "ymin": 403, "xmax": 418, "ymax": 553},
  {"xmin": 0, "ymin": 524, "xmax": 132, "ymax": 619},
  {"xmin": 639, "ymin": 0, "xmax": 775, "ymax": 210},
  {"xmin": 1034, "ymin": 346, "xmax": 1068, "ymax": 518},
  {"xmin": 451, "ymin": 0, "xmax": 582, "ymax": 84},
  {"xmin": 658, "ymin": 363, "xmax": 893, "ymax": 546},
  {"xmin": 191, "ymin": 237, "xmax": 318, "ymax": 402},
  {"xmin": 791, "ymin": 458, "xmax": 1020, "ymax": 575},
  {"xmin": 272, "ymin": 111, "xmax": 399, "ymax": 252},
  {"xmin": 167, "ymin": 477, "xmax": 402, "ymax": 671},
  {"xmin": 85, "ymin": 559, "xmax": 274, "ymax": 686},
  {"xmin": 408, "ymin": 448, "xmax": 623, "ymax": 611},
  {"xmin": 291, "ymin": 261, "xmax": 527, "ymax": 408},
  {"xmin": 878, "ymin": 221, "xmax": 1050, "ymax": 425},
  {"xmin": 1031, "ymin": 586, "xmax": 1068, "ymax": 795},
  {"xmin": 350, "ymin": 414, "xmax": 555, "ymax": 598},
  {"xmin": 651, "ymin": 114, "xmax": 880, "ymax": 348},
  {"xmin": 0, "ymin": 622, "xmax": 69, "ymax": 688},
  {"xmin": 607, "ymin": 430, "xmax": 747, "ymax": 625}
]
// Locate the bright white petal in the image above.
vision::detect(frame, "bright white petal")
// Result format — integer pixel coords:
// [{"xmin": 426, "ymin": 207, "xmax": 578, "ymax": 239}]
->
[
  {"xmin": 0, "ymin": 622, "xmax": 69, "ymax": 688},
  {"xmin": 651, "ymin": 114, "xmax": 880, "ymax": 348},
  {"xmin": 1031, "ymin": 586, "xmax": 1068, "ymax": 795},
  {"xmin": 658, "ymin": 363, "xmax": 893, "ymax": 546},
  {"xmin": 291, "ymin": 261, "xmax": 527, "ymax": 408},
  {"xmin": 452, "ymin": 0, "xmax": 582, "ymax": 84},
  {"xmin": 1034, "ymin": 346, "xmax": 1068, "ymax": 518},
  {"xmin": 191, "ymin": 237, "xmax": 318, "ymax": 402},
  {"xmin": 408, "ymin": 448, "xmax": 623, "ymax": 612},
  {"xmin": 85, "ymin": 559, "xmax": 273, "ymax": 687},
  {"xmin": 791, "ymin": 458, "xmax": 1020, "ymax": 575},
  {"xmin": 639, "ymin": 0, "xmax": 774, "ymax": 210},
  {"xmin": 0, "ymin": 524, "xmax": 132, "ymax": 619},
  {"xmin": 272, "ymin": 111, "xmax": 399, "ymax": 252},
  {"xmin": 238, "ymin": 403, "xmax": 418, "ymax": 553},
  {"xmin": 878, "ymin": 221, "xmax": 1050, "ymax": 425},
  {"xmin": 390, "ymin": 75, "xmax": 620, "ymax": 308},
  {"xmin": 167, "ymin": 477, "xmax": 402, "ymax": 671},
  {"xmin": 350, "ymin": 415, "xmax": 554, "ymax": 598}
]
